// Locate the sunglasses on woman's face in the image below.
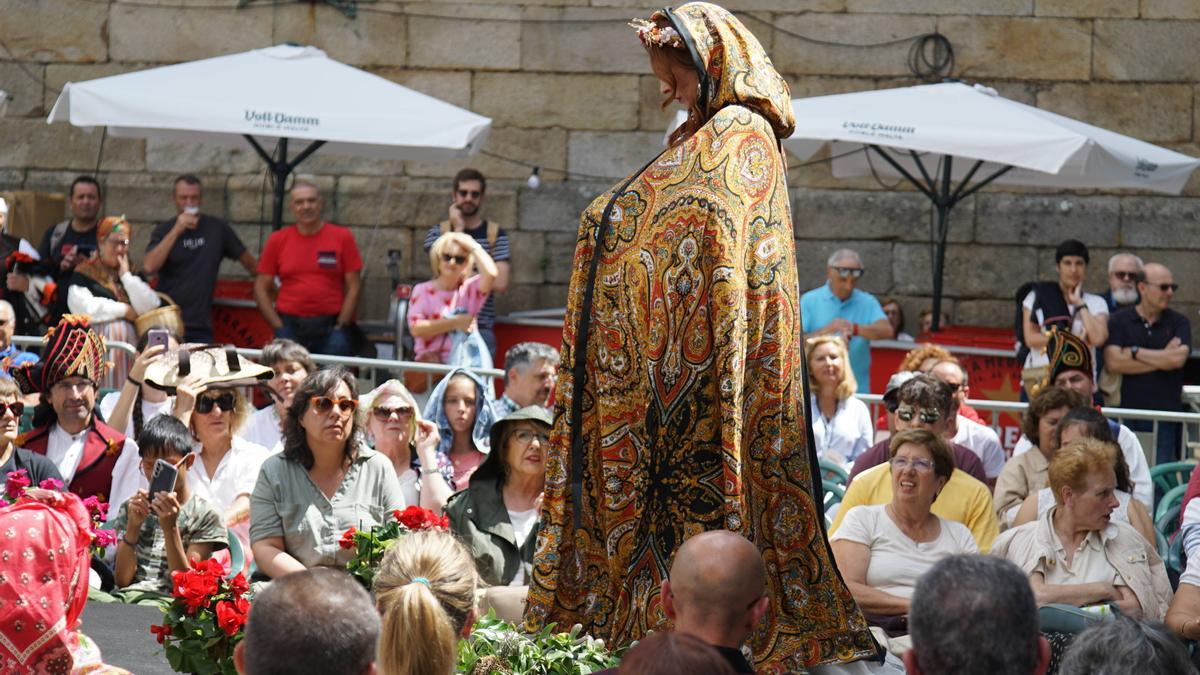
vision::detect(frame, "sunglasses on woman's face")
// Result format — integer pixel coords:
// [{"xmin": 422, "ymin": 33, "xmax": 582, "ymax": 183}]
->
[
  {"xmin": 372, "ymin": 405, "xmax": 413, "ymax": 421},
  {"xmin": 195, "ymin": 392, "xmax": 236, "ymax": 414},
  {"xmin": 441, "ymin": 253, "xmax": 468, "ymax": 265},
  {"xmin": 311, "ymin": 396, "xmax": 358, "ymax": 415},
  {"xmin": 0, "ymin": 401, "xmax": 24, "ymax": 418}
]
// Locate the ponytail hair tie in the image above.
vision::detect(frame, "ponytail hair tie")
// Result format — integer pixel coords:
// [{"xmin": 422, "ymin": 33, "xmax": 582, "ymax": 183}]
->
[{"xmin": 410, "ymin": 576, "xmax": 431, "ymax": 587}]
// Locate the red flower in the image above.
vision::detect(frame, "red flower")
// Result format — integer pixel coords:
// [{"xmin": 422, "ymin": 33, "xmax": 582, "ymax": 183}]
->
[
  {"xmin": 215, "ymin": 598, "xmax": 250, "ymax": 636},
  {"xmin": 171, "ymin": 567, "xmax": 220, "ymax": 613},
  {"xmin": 38, "ymin": 477, "xmax": 64, "ymax": 491},
  {"xmin": 149, "ymin": 623, "xmax": 172, "ymax": 644},
  {"xmin": 93, "ymin": 529, "xmax": 118, "ymax": 548},
  {"xmin": 4, "ymin": 469, "xmax": 30, "ymax": 500},
  {"xmin": 394, "ymin": 506, "xmax": 448, "ymax": 531},
  {"xmin": 228, "ymin": 573, "xmax": 249, "ymax": 598},
  {"xmin": 339, "ymin": 526, "xmax": 358, "ymax": 550}
]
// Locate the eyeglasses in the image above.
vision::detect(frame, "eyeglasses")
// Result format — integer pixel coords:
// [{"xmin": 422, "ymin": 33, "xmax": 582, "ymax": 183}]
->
[
  {"xmin": 456, "ymin": 189, "xmax": 482, "ymax": 198},
  {"xmin": 1112, "ymin": 271, "xmax": 1139, "ymax": 282},
  {"xmin": 52, "ymin": 379, "xmax": 95, "ymax": 393},
  {"xmin": 195, "ymin": 392, "xmax": 236, "ymax": 414},
  {"xmin": 441, "ymin": 254, "xmax": 468, "ymax": 265},
  {"xmin": 310, "ymin": 396, "xmax": 358, "ymax": 415},
  {"xmin": 891, "ymin": 456, "xmax": 934, "ymax": 473},
  {"xmin": 896, "ymin": 405, "xmax": 941, "ymax": 424},
  {"xmin": 0, "ymin": 401, "xmax": 24, "ymax": 418},
  {"xmin": 372, "ymin": 405, "xmax": 414, "ymax": 421},
  {"xmin": 1152, "ymin": 283, "xmax": 1179, "ymax": 292},
  {"xmin": 512, "ymin": 429, "xmax": 550, "ymax": 446},
  {"xmin": 833, "ymin": 267, "xmax": 864, "ymax": 279}
]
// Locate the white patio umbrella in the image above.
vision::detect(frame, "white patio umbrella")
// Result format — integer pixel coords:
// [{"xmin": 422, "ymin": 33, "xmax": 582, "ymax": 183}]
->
[
  {"xmin": 669, "ymin": 81, "xmax": 1200, "ymax": 329},
  {"xmin": 47, "ymin": 44, "xmax": 491, "ymax": 229}
]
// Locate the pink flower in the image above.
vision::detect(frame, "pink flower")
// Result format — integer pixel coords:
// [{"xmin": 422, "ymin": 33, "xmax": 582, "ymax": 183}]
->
[
  {"xmin": 93, "ymin": 529, "xmax": 118, "ymax": 548},
  {"xmin": 4, "ymin": 469, "xmax": 30, "ymax": 500},
  {"xmin": 37, "ymin": 478, "xmax": 64, "ymax": 491}
]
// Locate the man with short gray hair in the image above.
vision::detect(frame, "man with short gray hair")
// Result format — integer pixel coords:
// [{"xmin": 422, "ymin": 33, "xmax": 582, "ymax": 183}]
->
[
  {"xmin": 0, "ymin": 300, "xmax": 37, "ymax": 378},
  {"xmin": 234, "ymin": 568, "xmax": 379, "ymax": 675},
  {"xmin": 801, "ymin": 248, "xmax": 892, "ymax": 392},
  {"xmin": 905, "ymin": 555, "xmax": 1049, "ymax": 675},
  {"xmin": 1103, "ymin": 252, "xmax": 1143, "ymax": 312},
  {"xmin": 494, "ymin": 341, "xmax": 559, "ymax": 416}
]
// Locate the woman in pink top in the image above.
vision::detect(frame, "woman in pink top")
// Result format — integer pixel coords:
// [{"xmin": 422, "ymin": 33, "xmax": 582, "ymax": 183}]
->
[{"xmin": 408, "ymin": 232, "xmax": 498, "ymax": 363}]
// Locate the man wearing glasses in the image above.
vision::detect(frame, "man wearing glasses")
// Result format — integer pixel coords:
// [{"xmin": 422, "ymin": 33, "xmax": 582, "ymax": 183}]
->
[
  {"xmin": 255, "ymin": 181, "xmax": 363, "ymax": 356},
  {"xmin": 1103, "ymin": 252, "xmax": 1143, "ymax": 312},
  {"xmin": 422, "ymin": 168, "xmax": 511, "ymax": 356},
  {"xmin": 1104, "ymin": 262, "xmax": 1192, "ymax": 465},
  {"xmin": 800, "ymin": 248, "xmax": 893, "ymax": 393}
]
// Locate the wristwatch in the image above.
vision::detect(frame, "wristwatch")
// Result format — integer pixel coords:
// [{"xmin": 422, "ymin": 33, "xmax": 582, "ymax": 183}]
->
[{"xmin": 1130, "ymin": 345, "xmax": 1140, "ymax": 361}]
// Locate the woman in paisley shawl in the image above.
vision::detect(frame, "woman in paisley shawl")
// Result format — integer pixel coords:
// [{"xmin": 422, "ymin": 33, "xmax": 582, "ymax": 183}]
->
[
  {"xmin": 523, "ymin": 3, "xmax": 877, "ymax": 671},
  {"xmin": 57, "ymin": 216, "xmax": 161, "ymax": 390}
]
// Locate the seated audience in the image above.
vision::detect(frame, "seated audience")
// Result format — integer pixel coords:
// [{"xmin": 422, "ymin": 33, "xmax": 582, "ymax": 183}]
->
[
  {"xmin": 493, "ymin": 341, "xmax": 559, "ymax": 417},
  {"xmin": 100, "ymin": 332, "xmax": 177, "ymax": 439},
  {"xmin": 0, "ymin": 300, "xmax": 37, "ymax": 379},
  {"xmin": 1012, "ymin": 328, "xmax": 1152, "ymax": 509},
  {"xmin": 250, "ymin": 367, "xmax": 404, "ymax": 578},
  {"xmin": 875, "ymin": 345, "xmax": 985, "ymax": 433},
  {"xmin": 905, "ymin": 555, "xmax": 1050, "ymax": 675},
  {"xmin": 1060, "ymin": 616, "xmax": 1192, "ymax": 675},
  {"xmin": 0, "ymin": 490, "xmax": 130, "ymax": 673},
  {"xmin": 617, "ymin": 632, "xmax": 737, "ymax": 675},
  {"xmin": 58, "ymin": 216, "xmax": 162, "ymax": 389},
  {"xmin": 850, "ymin": 373, "xmax": 988, "ymax": 486},
  {"xmin": 234, "ymin": 567, "xmax": 379, "ymax": 675},
  {"xmin": 1011, "ymin": 409, "xmax": 1154, "ymax": 544},
  {"xmin": 374, "ymin": 529, "xmax": 479, "ymax": 675},
  {"xmin": 880, "ymin": 297, "xmax": 913, "ymax": 342},
  {"xmin": 832, "ymin": 429, "xmax": 978, "ymax": 653},
  {"xmin": 446, "ymin": 406, "xmax": 551, "ymax": 587},
  {"xmin": 408, "ymin": 231, "xmax": 498, "ymax": 365},
  {"xmin": 240, "ymin": 338, "xmax": 314, "ymax": 455},
  {"xmin": 807, "ymin": 335, "xmax": 873, "ymax": 465},
  {"xmin": 994, "ymin": 386, "xmax": 1087, "ymax": 527},
  {"xmin": 991, "ymin": 439, "xmax": 1172, "ymax": 622},
  {"xmin": 361, "ymin": 379, "xmax": 450, "ymax": 511},
  {"xmin": 929, "ymin": 360, "xmax": 1005, "ymax": 482},
  {"xmin": 422, "ymin": 368, "xmax": 499, "ymax": 490},
  {"xmin": 0, "ymin": 377, "xmax": 61, "ymax": 485},
  {"xmin": 918, "ymin": 309, "xmax": 949, "ymax": 335},
  {"xmin": 111, "ymin": 415, "xmax": 226, "ymax": 601}
]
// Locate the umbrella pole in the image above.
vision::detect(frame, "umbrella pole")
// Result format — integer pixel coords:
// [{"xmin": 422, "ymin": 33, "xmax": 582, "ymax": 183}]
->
[{"xmin": 244, "ymin": 135, "xmax": 327, "ymax": 230}]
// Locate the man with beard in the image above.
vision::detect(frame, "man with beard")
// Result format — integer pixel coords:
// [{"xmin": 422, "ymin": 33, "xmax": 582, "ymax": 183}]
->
[
  {"xmin": 493, "ymin": 341, "xmax": 559, "ymax": 417},
  {"xmin": 422, "ymin": 169, "xmax": 510, "ymax": 356},
  {"xmin": 1102, "ymin": 252, "xmax": 1143, "ymax": 312}
]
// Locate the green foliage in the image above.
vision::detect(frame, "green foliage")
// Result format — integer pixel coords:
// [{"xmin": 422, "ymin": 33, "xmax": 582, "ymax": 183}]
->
[{"xmin": 456, "ymin": 611, "xmax": 623, "ymax": 675}]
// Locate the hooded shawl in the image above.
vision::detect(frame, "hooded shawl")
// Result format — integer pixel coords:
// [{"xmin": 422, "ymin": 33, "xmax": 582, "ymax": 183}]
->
[
  {"xmin": 421, "ymin": 368, "xmax": 500, "ymax": 489},
  {"xmin": 523, "ymin": 3, "xmax": 876, "ymax": 670}
]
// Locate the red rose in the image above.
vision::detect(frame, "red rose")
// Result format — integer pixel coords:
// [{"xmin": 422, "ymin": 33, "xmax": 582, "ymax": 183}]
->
[
  {"xmin": 215, "ymin": 598, "xmax": 249, "ymax": 636},
  {"xmin": 395, "ymin": 506, "xmax": 427, "ymax": 529},
  {"xmin": 339, "ymin": 527, "xmax": 358, "ymax": 550}
]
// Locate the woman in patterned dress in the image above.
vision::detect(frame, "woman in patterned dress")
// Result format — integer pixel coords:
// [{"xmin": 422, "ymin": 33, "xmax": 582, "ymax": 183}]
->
[{"xmin": 522, "ymin": 3, "xmax": 877, "ymax": 671}]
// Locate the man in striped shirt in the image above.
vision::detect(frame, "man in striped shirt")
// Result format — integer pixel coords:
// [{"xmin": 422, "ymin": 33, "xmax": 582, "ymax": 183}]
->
[{"xmin": 422, "ymin": 168, "xmax": 510, "ymax": 356}]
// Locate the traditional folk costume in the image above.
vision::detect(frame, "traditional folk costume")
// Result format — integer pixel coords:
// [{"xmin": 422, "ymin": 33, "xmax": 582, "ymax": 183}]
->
[
  {"xmin": 523, "ymin": 4, "xmax": 877, "ymax": 670},
  {"xmin": 12, "ymin": 315, "xmax": 141, "ymax": 508}
]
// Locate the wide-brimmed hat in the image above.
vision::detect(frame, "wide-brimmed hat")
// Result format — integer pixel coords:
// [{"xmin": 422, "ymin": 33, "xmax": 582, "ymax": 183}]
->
[
  {"xmin": 488, "ymin": 406, "xmax": 553, "ymax": 452},
  {"xmin": 143, "ymin": 344, "xmax": 273, "ymax": 394},
  {"xmin": 11, "ymin": 315, "xmax": 108, "ymax": 395}
]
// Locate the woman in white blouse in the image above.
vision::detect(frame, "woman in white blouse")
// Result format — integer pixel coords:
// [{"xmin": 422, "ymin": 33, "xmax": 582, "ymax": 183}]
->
[
  {"xmin": 361, "ymin": 379, "xmax": 451, "ymax": 512},
  {"xmin": 60, "ymin": 216, "xmax": 161, "ymax": 389},
  {"xmin": 806, "ymin": 335, "xmax": 873, "ymax": 465},
  {"xmin": 831, "ymin": 428, "xmax": 978, "ymax": 654}
]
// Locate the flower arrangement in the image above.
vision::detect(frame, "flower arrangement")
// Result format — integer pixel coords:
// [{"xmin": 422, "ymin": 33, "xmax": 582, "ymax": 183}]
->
[
  {"xmin": 150, "ymin": 558, "xmax": 250, "ymax": 675},
  {"xmin": 2, "ymin": 470, "xmax": 114, "ymax": 555},
  {"xmin": 629, "ymin": 17, "xmax": 684, "ymax": 48},
  {"xmin": 341, "ymin": 505, "xmax": 449, "ymax": 587},
  {"xmin": 457, "ymin": 613, "xmax": 623, "ymax": 675}
]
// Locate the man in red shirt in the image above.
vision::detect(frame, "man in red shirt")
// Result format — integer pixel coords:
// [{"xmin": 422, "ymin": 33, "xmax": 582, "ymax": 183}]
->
[{"xmin": 254, "ymin": 182, "xmax": 363, "ymax": 356}]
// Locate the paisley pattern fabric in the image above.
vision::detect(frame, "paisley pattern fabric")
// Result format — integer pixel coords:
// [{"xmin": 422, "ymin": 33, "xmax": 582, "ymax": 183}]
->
[{"xmin": 523, "ymin": 4, "xmax": 877, "ymax": 670}]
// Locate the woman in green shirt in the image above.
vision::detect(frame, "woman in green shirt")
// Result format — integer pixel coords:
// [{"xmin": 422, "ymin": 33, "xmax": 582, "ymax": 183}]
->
[{"xmin": 250, "ymin": 367, "xmax": 404, "ymax": 578}]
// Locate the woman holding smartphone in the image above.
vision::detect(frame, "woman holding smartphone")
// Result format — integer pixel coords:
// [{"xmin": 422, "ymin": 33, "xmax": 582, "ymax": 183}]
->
[{"xmin": 407, "ymin": 232, "xmax": 498, "ymax": 366}]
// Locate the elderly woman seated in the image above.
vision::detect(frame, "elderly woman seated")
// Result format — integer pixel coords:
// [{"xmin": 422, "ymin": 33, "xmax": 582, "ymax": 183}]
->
[
  {"xmin": 445, "ymin": 406, "xmax": 551, "ymax": 588},
  {"xmin": 992, "ymin": 438, "xmax": 1172, "ymax": 623},
  {"xmin": 1010, "ymin": 407, "xmax": 1154, "ymax": 544},
  {"xmin": 360, "ymin": 379, "xmax": 452, "ymax": 512},
  {"xmin": 993, "ymin": 386, "xmax": 1088, "ymax": 528},
  {"xmin": 831, "ymin": 428, "xmax": 978, "ymax": 653}
]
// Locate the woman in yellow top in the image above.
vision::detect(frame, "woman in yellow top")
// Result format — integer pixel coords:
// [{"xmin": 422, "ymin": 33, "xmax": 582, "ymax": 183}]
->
[{"xmin": 524, "ymin": 3, "xmax": 876, "ymax": 670}]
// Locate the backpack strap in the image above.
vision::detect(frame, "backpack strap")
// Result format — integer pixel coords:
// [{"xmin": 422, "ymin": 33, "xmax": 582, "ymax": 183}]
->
[
  {"xmin": 485, "ymin": 220, "xmax": 499, "ymax": 249},
  {"xmin": 48, "ymin": 219, "xmax": 71, "ymax": 258}
]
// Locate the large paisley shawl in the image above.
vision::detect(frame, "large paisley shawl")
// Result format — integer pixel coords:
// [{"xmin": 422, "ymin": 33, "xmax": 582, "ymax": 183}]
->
[{"xmin": 523, "ymin": 104, "xmax": 877, "ymax": 670}]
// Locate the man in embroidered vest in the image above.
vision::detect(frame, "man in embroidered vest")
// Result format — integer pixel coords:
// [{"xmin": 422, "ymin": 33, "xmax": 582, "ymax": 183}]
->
[{"xmin": 11, "ymin": 314, "xmax": 141, "ymax": 508}]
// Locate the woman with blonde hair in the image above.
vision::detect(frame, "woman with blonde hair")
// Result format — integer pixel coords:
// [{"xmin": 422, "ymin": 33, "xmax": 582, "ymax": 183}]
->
[
  {"xmin": 408, "ymin": 231, "xmax": 498, "ymax": 366},
  {"xmin": 361, "ymin": 379, "xmax": 451, "ymax": 511},
  {"xmin": 807, "ymin": 335, "xmax": 873, "ymax": 465},
  {"xmin": 375, "ymin": 529, "xmax": 479, "ymax": 675}
]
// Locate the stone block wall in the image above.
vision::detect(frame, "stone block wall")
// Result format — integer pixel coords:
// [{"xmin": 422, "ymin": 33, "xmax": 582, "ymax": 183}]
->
[{"xmin": 2, "ymin": 0, "xmax": 1200, "ymax": 341}]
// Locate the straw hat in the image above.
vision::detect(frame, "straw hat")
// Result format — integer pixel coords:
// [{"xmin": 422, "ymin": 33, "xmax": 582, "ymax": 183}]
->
[{"xmin": 143, "ymin": 344, "xmax": 273, "ymax": 394}]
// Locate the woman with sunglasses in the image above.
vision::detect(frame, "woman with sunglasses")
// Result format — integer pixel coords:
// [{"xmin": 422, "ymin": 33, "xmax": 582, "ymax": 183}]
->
[
  {"xmin": 445, "ymin": 406, "xmax": 552, "ymax": 587},
  {"xmin": 250, "ymin": 367, "xmax": 404, "ymax": 579},
  {"xmin": 173, "ymin": 376, "xmax": 268, "ymax": 552},
  {"xmin": 0, "ymin": 377, "xmax": 62, "ymax": 487},
  {"xmin": 806, "ymin": 335, "xmax": 873, "ymax": 466},
  {"xmin": 831, "ymin": 428, "xmax": 977, "ymax": 654},
  {"xmin": 361, "ymin": 379, "xmax": 450, "ymax": 511},
  {"xmin": 407, "ymin": 232, "xmax": 498, "ymax": 367}
]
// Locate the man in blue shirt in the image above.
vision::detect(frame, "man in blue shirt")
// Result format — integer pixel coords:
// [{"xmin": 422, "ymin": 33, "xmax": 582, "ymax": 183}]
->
[{"xmin": 800, "ymin": 249, "xmax": 892, "ymax": 393}]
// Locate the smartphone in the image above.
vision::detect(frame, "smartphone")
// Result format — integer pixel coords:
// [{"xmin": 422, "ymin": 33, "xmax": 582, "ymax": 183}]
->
[
  {"xmin": 148, "ymin": 459, "xmax": 178, "ymax": 502},
  {"xmin": 146, "ymin": 328, "xmax": 170, "ymax": 351}
]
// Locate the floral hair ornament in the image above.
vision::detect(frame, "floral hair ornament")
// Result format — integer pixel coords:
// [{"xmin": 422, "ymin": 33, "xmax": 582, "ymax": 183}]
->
[{"xmin": 629, "ymin": 17, "xmax": 684, "ymax": 48}]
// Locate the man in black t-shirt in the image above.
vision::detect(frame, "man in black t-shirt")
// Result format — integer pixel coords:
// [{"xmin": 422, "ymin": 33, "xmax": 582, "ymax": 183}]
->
[
  {"xmin": 144, "ymin": 175, "xmax": 257, "ymax": 343},
  {"xmin": 1104, "ymin": 262, "xmax": 1192, "ymax": 465},
  {"xmin": 36, "ymin": 176, "xmax": 102, "ymax": 278}
]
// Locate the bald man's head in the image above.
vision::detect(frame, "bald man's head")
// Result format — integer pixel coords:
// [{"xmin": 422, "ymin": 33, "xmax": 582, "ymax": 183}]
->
[{"xmin": 667, "ymin": 531, "xmax": 767, "ymax": 632}]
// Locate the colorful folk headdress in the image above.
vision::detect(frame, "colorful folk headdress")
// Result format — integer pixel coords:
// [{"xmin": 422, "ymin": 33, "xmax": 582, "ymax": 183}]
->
[
  {"xmin": 11, "ymin": 315, "xmax": 109, "ymax": 395},
  {"xmin": 1046, "ymin": 327, "xmax": 1093, "ymax": 387}
]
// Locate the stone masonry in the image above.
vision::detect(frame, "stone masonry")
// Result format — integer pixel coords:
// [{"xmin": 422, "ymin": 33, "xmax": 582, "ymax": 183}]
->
[{"xmin": 2, "ymin": 0, "xmax": 1200, "ymax": 341}]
